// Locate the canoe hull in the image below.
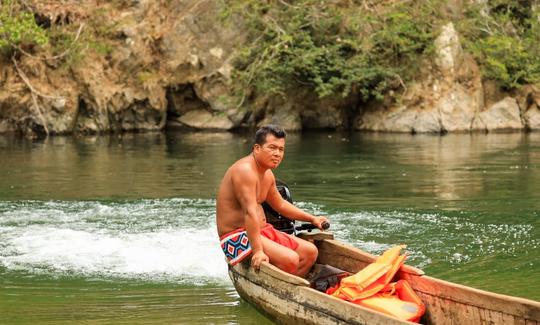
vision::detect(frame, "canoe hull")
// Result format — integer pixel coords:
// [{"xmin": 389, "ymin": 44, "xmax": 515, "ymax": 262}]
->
[
  {"xmin": 316, "ymin": 238, "xmax": 540, "ymax": 325},
  {"xmin": 229, "ymin": 234, "xmax": 540, "ymax": 325},
  {"xmin": 229, "ymin": 261, "xmax": 412, "ymax": 325}
]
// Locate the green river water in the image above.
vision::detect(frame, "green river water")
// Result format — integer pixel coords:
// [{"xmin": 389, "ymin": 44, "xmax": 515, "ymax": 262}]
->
[{"xmin": 1, "ymin": 131, "xmax": 539, "ymax": 324}]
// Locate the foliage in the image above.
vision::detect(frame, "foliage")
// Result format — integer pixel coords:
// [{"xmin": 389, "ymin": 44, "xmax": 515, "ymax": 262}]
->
[
  {"xmin": 0, "ymin": 0, "xmax": 120, "ymax": 65},
  {"xmin": 2, "ymin": 0, "xmax": 537, "ymax": 98},
  {"xmin": 457, "ymin": 1, "xmax": 540, "ymax": 89},
  {"xmin": 222, "ymin": 0, "xmax": 440, "ymax": 102},
  {"xmin": 0, "ymin": 0, "xmax": 48, "ymax": 54}
]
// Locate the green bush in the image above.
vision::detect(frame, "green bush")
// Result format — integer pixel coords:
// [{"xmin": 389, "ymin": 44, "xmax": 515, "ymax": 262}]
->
[
  {"xmin": 223, "ymin": 0, "xmax": 440, "ymax": 102},
  {"xmin": 0, "ymin": 0, "xmax": 48, "ymax": 54},
  {"xmin": 227, "ymin": 0, "xmax": 539, "ymax": 101},
  {"xmin": 1, "ymin": 1, "xmax": 116, "ymax": 65},
  {"xmin": 458, "ymin": 1, "xmax": 540, "ymax": 89}
]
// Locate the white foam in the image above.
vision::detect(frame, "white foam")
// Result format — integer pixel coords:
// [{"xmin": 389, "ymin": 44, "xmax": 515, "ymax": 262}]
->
[
  {"xmin": 0, "ymin": 225, "xmax": 228, "ymax": 282},
  {"xmin": 0, "ymin": 198, "xmax": 325, "ymax": 284},
  {"xmin": 3, "ymin": 199, "xmax": 535, "ymax": 283}
]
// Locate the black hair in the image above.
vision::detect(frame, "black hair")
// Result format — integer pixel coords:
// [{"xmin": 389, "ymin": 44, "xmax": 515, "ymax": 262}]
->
[{"xmin": 254, "ymin": 125, "xmax": 286, "ymax": 146}]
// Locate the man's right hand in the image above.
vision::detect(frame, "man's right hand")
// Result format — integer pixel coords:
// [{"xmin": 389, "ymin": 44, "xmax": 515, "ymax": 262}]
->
[{"xmin": 251, "ymin": 250, "xmax": 269, "ymax": 271}]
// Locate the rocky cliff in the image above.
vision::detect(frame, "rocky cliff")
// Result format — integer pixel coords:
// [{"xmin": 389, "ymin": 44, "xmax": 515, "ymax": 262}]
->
[
  {"xmin": 356, "ymin": 23, "xmax": 540, "ymax": 134},
  {"xmin": 0, "ymin": 0, "xmax": 539, "ymax": 136},
  {"xmin": 0, "ymin": 0, "xmax": 242, "ymax": 136}
]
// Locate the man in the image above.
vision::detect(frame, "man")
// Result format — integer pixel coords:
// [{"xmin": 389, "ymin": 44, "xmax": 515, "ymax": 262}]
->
[{"xmin": 217, "ymin": 125, "xmax": 328, "ymax": 277}]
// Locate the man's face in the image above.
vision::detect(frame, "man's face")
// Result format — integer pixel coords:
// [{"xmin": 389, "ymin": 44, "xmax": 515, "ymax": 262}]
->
[{"xmin": 254, "ymin": 134, "xmax": 285, "ymax": 169}]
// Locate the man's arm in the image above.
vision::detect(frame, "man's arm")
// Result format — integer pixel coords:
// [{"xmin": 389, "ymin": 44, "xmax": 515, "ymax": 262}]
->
[
  {"xmin": 231, "ymin": 166, "xmax": 268, "ymax": 269},
  {"xmin": 265, "ymin": 175, "xmax": 328, "ymax": 229}
]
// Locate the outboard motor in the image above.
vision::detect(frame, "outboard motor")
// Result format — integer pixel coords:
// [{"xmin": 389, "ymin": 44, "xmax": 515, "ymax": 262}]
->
[{"xmin": 262, "ymin": 180, "xmax": 295, "ymax": 234}]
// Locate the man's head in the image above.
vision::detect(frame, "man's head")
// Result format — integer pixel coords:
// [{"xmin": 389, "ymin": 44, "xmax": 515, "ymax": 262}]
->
[
  {"xmin": 254, "ymin": 125, "xmax": 286, "ymax": 146},
  {"xmin": 252, "ymin": 125, "xmax": 286, "ymax": 169}
]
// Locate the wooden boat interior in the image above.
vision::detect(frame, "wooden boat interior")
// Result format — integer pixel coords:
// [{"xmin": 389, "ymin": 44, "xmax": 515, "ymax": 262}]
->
[{"xmin": 298, "ymin": 232, "xmax": 540, "ymax": 325}]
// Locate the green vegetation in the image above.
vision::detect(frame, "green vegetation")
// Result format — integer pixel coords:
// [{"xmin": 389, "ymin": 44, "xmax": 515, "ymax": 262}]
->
[
  {"xmin": 224, "ymin": 0, "xmax": 540, "ymax": 102},
  {"xmin": 2, "ymin": 0, "xmax": 538, "ymax": 96},
  {"xmin": 1, "ymin": 0, "xmax": 119, "ymax": 65},
  {"xmin": 223, "ymin": 0, "xmax": 440, "ymax": 102},
  {"xmin": 458, "ymin": 1, "xmax": 540, "ymax": 89},
  {"xmin": 0, "ymin": 0, "xmax": 48, "ymax": 55}
]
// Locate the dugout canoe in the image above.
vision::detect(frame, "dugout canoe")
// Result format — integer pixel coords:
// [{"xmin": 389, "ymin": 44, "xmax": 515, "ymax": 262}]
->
[{"xmin": 228, "ymin": 232, "xmax": 540, "ymax": 325}]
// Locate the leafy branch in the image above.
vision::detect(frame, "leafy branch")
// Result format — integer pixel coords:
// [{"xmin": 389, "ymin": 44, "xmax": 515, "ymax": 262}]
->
[
  {"xmin": 0, "ymin": 0, "xmax": 48, "ymax": 54},
  {"xmin": 458, "ymin": 1, "xmax": 540, "ymax": 89},
  {"xmin": 224, "ymin": 0, "xmax": 439, "ymax": 104}
]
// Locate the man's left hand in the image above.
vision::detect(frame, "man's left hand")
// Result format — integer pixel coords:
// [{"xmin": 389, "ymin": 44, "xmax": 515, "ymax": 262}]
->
[{"xmin": 311, "ymin": 216, "xmax": 329, "ymax": 230}]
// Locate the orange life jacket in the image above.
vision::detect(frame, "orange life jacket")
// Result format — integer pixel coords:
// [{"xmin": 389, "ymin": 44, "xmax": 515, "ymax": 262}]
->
[{"xmin": 326, "ymin": 245, "xmax": 425, "ymax": 323}]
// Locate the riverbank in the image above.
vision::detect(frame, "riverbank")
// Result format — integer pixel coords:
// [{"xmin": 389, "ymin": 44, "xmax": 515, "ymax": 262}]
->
[{"xmin": 1, "ymin": 1, "xmax": 539, "ymax": 136}]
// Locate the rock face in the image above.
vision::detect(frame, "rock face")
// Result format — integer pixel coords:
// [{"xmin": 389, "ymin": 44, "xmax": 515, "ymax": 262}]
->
[
  {"xmin": 472, "ymin": 97, "xmax": 522, "ymax": 131},
  {"xmin": 355, "ymin": 22, "xmax": 535, "ymax": 134},
  {"xmin": 0, "ymin": 5, "xmax": 536, "ymax": 135},
  {"xmin": 357, "ymin": 23, "xmax": 486, "ymax": 133},
  {"xmin": 525, "ymin": 107, "xmax": 540, "ymax": 130},
  {"xmin": 0, "ymin": 56, "xmax": 80, "ymax": 135},
  {"xmin": 178, "ymin": 110, "xmax": 234, "ymax": 130},
  {"xmin": 520, "ymin": 86, "xmax": 540, "ymax": 131},
  {"xmin": 253, "ymin": 90, "xmax": 354, "ymax": 131},
  {"xmin": 0, "ymin": 0, "xmax": 243, "ymax": 135}
]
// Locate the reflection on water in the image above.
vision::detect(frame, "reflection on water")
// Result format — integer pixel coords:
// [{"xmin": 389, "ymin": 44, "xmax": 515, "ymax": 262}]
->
[
  {"xmin": 271, "ymin": 132, "xmax": 540, "ymax": 214},
  {"xmin": 1, "ymin": 130, "xmax": 539, "ymax": 324},
  {"xmin": 1, "ymin": 131, "xmax": 538, "ymax": 212},
  {"xmin": 0, "ymin": 132, "xmax": 250, "ymax": 200},
  {"xmin": 383, "ymin": 133, "xmax": 538, "ymax": 202}
]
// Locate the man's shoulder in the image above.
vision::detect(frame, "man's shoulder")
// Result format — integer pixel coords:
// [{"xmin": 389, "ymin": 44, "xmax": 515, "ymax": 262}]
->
[
  {"xmin": 230, "ymin": 156, "xmax": 252, "ymax": 170},
  {"xmin": 263, "ymin": 169, "xmax": 276, "ymax": 181},
  {"xmin": 229, "ymin": 157, "xmax": 256, "ymax": 178}
]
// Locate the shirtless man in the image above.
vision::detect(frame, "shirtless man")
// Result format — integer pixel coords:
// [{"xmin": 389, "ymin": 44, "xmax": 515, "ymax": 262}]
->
[{"xmin": 217, "ymin": 125, "xmax": 328, "ymax": 277}]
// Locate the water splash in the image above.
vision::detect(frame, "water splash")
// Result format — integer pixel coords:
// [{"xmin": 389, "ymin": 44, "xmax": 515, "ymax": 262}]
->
[
  {"xmin": 1, "ymin": 199, "xmax": 538, "ymax": 286},
  {"xmin": 0, "ymin": 199, "xmax": 228, "ymax": 284}
]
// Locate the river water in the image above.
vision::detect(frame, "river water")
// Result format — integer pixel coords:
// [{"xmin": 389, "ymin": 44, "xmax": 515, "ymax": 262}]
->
[{"xmin": 1, "ymin": 131, "xmax": 539, "ymax": 324}]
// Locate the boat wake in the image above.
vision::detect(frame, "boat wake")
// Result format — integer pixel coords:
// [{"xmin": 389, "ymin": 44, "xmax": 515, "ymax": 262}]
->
[
  {"xmin": 0, "ymin": 199, "xmax": 228, "ymax": 284},
  {"xmin": 1, "ymin": 199, "xmax": 537, "ymax": 287}
]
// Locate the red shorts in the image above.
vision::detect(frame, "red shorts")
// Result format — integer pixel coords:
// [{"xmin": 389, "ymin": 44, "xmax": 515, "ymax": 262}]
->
[{"xmin": 260, "ymin": 223, "xmax": 299, "ymax": 250}]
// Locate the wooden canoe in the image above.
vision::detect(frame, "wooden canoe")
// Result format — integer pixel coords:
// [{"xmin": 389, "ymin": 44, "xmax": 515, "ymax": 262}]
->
[{"xmin": 228, "ymin": 232, "xmax": 540, "ymax": 325}]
